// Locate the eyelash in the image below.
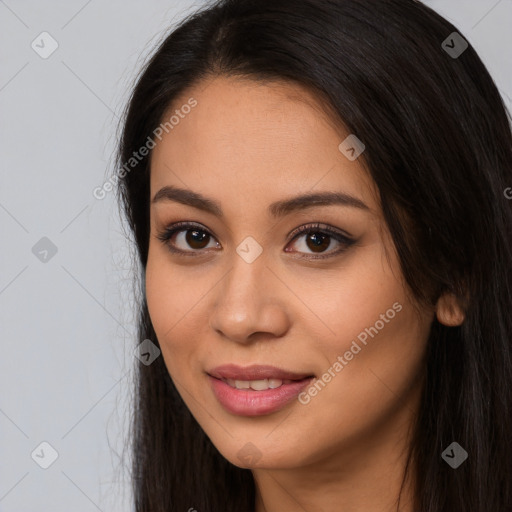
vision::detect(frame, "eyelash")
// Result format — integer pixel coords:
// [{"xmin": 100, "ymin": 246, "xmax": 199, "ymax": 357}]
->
[{"xmin": 155, "ymin": 221, "xmax": 356, "ymax": 260}]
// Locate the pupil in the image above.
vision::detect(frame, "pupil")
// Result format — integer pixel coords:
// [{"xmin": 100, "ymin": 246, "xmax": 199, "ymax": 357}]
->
[
  {"xmin": 186, "ymin": 229, "xmax": 209, "ymax": 249},
  {"xmin": 308, "ymin": 232, "xmax": 329, "ymax": 252}
]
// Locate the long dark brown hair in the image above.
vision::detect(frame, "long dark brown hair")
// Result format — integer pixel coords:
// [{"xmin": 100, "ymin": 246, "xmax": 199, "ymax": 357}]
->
[{"xmin": 115, "ymin": 0, "xmax": 512, "ymax": 510}]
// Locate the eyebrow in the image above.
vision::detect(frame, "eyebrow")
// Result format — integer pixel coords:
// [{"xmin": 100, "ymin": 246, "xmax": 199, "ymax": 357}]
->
[{"xmin": 151, "ymin": 185, "xmax": 370, "ymax": 218}]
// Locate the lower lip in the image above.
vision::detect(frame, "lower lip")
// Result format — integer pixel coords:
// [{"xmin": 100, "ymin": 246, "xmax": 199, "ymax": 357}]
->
[{"xmin": 208, "ymin": 375, "xmax": 314, "ymax": 416}]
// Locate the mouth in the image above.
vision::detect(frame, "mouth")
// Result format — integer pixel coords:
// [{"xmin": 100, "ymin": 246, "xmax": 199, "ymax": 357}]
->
[{"xmin": 206, "ymin": 364, "xmax": 315, "ymax": 416}]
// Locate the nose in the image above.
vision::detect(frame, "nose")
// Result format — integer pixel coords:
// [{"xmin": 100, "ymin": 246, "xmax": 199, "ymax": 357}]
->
[{"xmin": 208, "ymin": 250, "xmax": 290, "ymax": 344}]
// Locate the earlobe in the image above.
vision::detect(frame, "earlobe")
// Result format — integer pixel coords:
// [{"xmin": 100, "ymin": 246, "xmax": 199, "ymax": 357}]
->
[{"xmin": 435, "ymin": 292, "xmax": 465, "ymax": 326}]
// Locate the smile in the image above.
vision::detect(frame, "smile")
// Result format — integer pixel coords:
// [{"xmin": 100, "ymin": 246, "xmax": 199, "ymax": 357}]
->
[{"xmin": 221, "ymin": 378, "xmax": 296, "ymax": 390}]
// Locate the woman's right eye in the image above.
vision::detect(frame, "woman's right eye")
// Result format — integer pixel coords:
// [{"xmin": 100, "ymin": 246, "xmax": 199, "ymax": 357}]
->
[{"xmin": 156, "ymin": 222, "xmax": 220, "ymax": 256}]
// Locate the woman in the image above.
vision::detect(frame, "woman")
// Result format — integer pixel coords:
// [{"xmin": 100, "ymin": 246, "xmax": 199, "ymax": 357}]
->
[{"xmin": 115, "ymin": 0, "xmax": 512, "ymax": 510}]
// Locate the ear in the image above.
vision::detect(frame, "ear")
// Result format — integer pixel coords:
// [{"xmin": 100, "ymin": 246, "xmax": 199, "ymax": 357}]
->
[{"xmin": 435, "ymin": 292, "xmax": 465, "ymax": 326}]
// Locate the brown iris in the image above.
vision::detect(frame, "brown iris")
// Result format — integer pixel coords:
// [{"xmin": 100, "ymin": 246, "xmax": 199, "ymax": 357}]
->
[
  {"xmin": 306, "ymin": 232, "xmax": 330, "ymax": 253},
  {"xmin": 186, "ymin": 229, "xmax": 210, "ymax": 249}
]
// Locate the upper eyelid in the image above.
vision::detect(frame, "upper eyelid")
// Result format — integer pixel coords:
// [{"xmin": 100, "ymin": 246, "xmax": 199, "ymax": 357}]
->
[
  {"xmin": 162, "ymin": 221, "xmax": 351, "ymax": 239},
  {"xmin": 288, "ymin": 222, "xmax": 353, "ymax": 239}
]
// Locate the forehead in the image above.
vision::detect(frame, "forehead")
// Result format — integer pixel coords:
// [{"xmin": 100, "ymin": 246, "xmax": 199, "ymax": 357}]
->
[{"xmin": 149, "ymin": 75, "xmax": 380, "ymax": 214}]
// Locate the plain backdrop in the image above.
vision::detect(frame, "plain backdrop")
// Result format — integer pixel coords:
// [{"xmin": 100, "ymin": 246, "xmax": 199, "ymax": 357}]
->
[{"xmin": 0, "ymin": 1, "xmax": 511, "ymax": 510}]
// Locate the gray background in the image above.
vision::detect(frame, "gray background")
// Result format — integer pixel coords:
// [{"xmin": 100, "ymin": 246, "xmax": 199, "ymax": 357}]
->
[{"xmin": 0, "ymin": 1, "xmax": 510, "ymax": 511}]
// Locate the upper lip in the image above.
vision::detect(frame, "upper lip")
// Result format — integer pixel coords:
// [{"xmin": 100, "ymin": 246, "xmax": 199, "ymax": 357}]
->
[{"xmin": 208, "ymin": 364, "xmax": 314, "ymax": 381}]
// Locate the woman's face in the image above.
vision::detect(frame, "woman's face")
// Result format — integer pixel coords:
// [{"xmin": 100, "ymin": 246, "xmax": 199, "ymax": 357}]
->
[{"xmin": 146, "ymin": 75, "xmax": 435, "ymax": 471}]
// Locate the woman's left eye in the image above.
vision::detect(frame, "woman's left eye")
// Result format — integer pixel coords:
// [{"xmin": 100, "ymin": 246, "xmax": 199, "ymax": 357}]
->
[
  {"xmin": 286, "ymin": 223, "xmax": 355, "ymax": 259},
  {"xmin": 156, "ymin": 221, "xmax": 355, "ymax": 259}
]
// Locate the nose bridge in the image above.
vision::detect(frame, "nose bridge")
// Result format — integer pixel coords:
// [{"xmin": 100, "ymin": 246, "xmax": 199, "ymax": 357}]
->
[
  {"xmin": 209, "ymin": 242, "xmax": 289, "ymax": 342},
  {"xmin": 219, "ymin": 245, "xmax": 268, "ymax": 316}
]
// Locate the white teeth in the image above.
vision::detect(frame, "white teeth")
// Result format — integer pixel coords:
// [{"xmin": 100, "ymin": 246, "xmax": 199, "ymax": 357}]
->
[
  {"xmin": 224, "ymin": 378, "xmax": 286, "ymax": 390},
  {"xmin": 250, "ymin": 379, "xmax": 272, "ymax": 391},
  {"xmin": 234, "ymin": 379, "xmax": 250, "ymax": 389}
]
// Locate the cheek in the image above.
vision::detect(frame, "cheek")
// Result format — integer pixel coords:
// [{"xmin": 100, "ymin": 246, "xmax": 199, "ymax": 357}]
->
[
  {"xmin": 145, "ymin": 248, "xmax": 212, "ymax": 378},
  {"xmin": 293, "ymin": 246, "xmax": 430, "ymax": 425},
  {"xmin": 302, "ymin": 296, "xmax": 430, "ymax": 430},
  {"xmin": 287, "ymin": 241, "xmax": 407, "ymax": 354},
  {"xmin": 145, "ymin": 245, "xmax": 197, "ymax": 334},
  {"xmin": 274, "ymin": 303, "xmax": 431, "ymax": 468},
  {"xmin": 145, "ymin": 251, "xmax": 187, "ymax": 364}
]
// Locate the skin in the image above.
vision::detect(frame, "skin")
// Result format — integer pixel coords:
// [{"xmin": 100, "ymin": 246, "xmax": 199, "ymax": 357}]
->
[{"xmin": 145, "ymin": 75, "xmax": 465, "ymax": 512}]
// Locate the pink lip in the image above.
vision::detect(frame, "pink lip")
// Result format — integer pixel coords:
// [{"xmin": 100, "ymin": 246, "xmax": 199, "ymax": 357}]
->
[
  {"xmin": 207, "ymin": 364, "xmax": 315, "ymax": 416},
  {"xmin": 208, "ymin": 364, "xmax": 313, "ymax": 381}
]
